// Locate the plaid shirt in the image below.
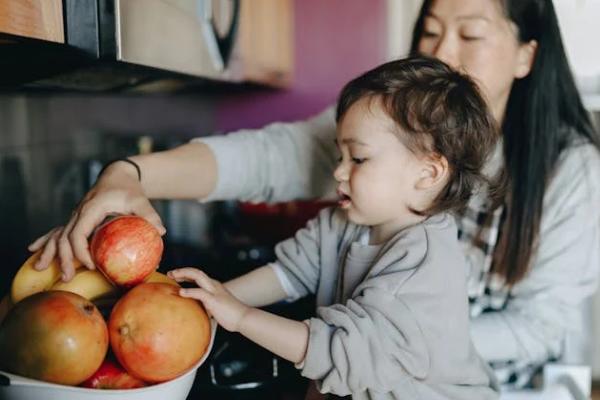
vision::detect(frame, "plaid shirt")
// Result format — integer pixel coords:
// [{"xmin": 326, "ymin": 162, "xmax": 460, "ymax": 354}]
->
[
  {"xmin": 458, "ymin": 193, "xmax": 542, "ymax": 389},
  {"xmin": 455, "ymin": 137, "xmax": 547, "ymax": 389}
]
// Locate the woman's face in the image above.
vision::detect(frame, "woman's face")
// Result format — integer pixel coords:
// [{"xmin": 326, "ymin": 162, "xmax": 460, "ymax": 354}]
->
[{"xmin": 417, "ymin": 0, "xmax": 536, "ymax": 122}]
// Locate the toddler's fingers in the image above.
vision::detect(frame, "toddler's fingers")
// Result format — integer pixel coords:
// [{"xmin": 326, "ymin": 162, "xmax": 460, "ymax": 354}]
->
[
  {"xmin": 168, "ymin": 268, "xmax": 215, "ymax": 292},
  {"xmin": 167, "ymin": 267, "xmax": 198, "ymax": 282},
  {"xmin": 179, "ymin": 287, "xmax": 211, "ymax": 303}
]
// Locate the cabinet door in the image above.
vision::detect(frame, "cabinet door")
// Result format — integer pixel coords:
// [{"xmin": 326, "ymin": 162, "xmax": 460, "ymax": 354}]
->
[
  {"xmin": 0, "ymin": 0, "xmax": 64, "ymax": 43},
  {"xmin": 116, "ymin": 0, "xmax": 225, "ymax": 80},
  {"xmin": 115, "ymin": 0, "xmax": 292, "ymax": 87},
  {"xmin": 229, "ymin": 0, "xmax": 293, "ymax": 88}
]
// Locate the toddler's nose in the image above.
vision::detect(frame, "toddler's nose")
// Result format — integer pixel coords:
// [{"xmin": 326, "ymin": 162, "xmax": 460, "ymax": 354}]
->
[{"xmin": 333, "ymin": 161, "xmax": 349, "ymax": 182}]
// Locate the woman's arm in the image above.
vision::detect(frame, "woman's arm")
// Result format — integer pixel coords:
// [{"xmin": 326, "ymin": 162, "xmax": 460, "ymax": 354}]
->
[
  {"xmin": 470, "ymin": 144, "xmax": 600, "ymax": 369},
  {"xmin": 196, "ymin": 106, "xmax": 338, "ymax": 203},
  {"xmin": 30, "ymin": 107, "xmax": 338, "ymax": 279},
  {"xmin": 128, "ymin": 105, "xmax": 339, "ymax": 201},
  {"xmin": 129, "ymin": 141, "xmax": 218, "ymax": 200},
  {"xmin": 27, "ymin": 142, "xmax": 217, "ymax": 279}
]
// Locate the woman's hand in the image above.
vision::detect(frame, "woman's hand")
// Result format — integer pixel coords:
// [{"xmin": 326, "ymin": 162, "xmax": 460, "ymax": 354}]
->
[
  {"xmin": 168, "ymin": 268, "xmax": 250, "ymax": 333},
  {"xmin": 28, "ymin": 162, "xmax": 166, "ymax": 281}
]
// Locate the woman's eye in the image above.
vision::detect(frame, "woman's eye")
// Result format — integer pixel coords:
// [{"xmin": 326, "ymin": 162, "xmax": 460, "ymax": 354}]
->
[
  {"xmin": 422, "ymin": 31, "xmax": 439, "ymax": 38},
  {"xmin": 336, "ymin": 156, "xmax": 343, "ymax": 163},
  {"xmin": 460, "ymin": 26, "xmax": 485, "ymax": 41},
  {"xmin": 461, "ymin": 35, "xmax": 483, "ymax": 41},
  {"xmin": 352, "ymin": 157, "xmax": 366, "ymax": 164}
]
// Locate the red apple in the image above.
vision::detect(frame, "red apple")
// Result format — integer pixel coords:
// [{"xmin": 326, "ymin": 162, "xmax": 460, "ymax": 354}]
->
[
  {"xmin": 81, "ymin": 357, "xmax": 147, "ymax": 389},
  {"xmin": 90, "ymin": 215, "xmax": 163, "ymax": 288}
]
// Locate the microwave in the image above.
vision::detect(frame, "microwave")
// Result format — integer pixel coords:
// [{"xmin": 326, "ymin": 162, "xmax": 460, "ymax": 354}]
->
[{"xmin": 114, "ymin": 0, "xmax": 239, "ymax": 80}]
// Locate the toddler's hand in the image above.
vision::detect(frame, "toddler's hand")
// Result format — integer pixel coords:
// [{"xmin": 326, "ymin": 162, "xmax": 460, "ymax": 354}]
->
[{"xmin": 167, "ymin": 268, "xmax": 250, "ymax": 333}]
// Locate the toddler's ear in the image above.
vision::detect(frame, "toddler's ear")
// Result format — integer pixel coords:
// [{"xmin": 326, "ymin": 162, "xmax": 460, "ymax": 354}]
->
[{"xmin": 415, "ymin": 153, "xmax": 449, "ymax": 191}]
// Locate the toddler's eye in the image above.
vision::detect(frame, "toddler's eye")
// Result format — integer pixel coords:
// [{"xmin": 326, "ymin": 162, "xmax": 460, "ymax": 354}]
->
[
  {"xmin": 352, "ymin": 157, "xmax": 366, "ymax": 164},
  {"xmin": 337, "ymin": 156, "xmax": 343, "ymax": 163}
]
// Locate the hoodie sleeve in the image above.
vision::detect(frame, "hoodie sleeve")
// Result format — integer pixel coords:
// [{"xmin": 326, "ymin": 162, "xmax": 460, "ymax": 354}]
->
[
  {"xmin": 272, "ymin": 207, "xmax": 344, "ymax": 298},
  {"xmin": 194, "ymin": 107, "xmax": 338, "ymax": 203}
]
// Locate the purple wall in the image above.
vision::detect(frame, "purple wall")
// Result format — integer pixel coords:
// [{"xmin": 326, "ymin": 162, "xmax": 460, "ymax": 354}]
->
[{"xmin": 215, "ymin": 0, "xmax": 388, "ymax": 131}]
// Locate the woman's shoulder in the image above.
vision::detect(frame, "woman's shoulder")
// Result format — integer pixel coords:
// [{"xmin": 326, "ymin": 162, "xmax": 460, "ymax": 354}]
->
[
  {"xmin": 560, "ymin": 128, "xmax": 600, "ymax": 158},
  {"xmin": 552, "ymin": 137, "xmax": 600, "ymax": 188},
  {"xmin": 544, "ymin": 137, "xmax": 600, "ymax": 219}
]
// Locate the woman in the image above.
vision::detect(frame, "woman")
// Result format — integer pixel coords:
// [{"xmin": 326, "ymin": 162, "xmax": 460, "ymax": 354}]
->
[{"xmin": 30, "ymin": 0, "xmax": 600, "ymax": 389}]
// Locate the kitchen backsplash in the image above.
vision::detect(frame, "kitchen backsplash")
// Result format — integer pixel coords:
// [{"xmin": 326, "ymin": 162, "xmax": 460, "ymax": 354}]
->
[{"xmin": 0, "ymin": 94, "xmax": 218, "ymax": 295}]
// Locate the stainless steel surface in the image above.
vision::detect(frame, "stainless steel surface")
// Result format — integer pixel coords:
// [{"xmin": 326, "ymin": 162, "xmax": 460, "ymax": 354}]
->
[{"xmin": 115, "ymin": 0, "xmax": 237, "ymax": 79}]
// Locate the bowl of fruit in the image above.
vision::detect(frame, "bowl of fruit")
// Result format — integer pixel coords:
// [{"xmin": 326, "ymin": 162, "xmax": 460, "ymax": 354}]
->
[
  {"xmin": 0, "ymin": 216, "xmax": 216, "ymax": 400},
  {"xmin": 0, "ymin": 319, "xmax": 216, "ymax": 400}
]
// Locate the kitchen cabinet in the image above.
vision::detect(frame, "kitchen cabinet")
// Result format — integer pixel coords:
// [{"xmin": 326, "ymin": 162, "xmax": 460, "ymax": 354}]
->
[
  {"xmin": 0, "ymin": 0, "xmax": 64, "ymax": 43},
  {"xmin": 0, "ymin": 0, "xmax": 293, "ymax": 91},
  {"xmin": 231, "ymin": 0, "xmax": 293, "ymax": 87},
  {"xmin": 0, "ymin": 0, "xmax": 82, "ymax": 88},
  {"xmin": 113, "ymin": 0, "xmax": 293, "ymax": 89}
]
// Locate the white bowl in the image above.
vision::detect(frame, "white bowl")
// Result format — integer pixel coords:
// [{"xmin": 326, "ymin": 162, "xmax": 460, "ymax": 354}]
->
[{"xmin": 0, "ymin": 319, "xmax": 217, "ymax": 400}]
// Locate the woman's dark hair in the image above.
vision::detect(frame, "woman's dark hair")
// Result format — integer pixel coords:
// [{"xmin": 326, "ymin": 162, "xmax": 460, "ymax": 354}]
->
[
  {"xmin": 411, "ymin": 0, "xmax": 600, "ymax": 284},
  {"xmin": 336, "ymin": 56, "xmax": 502, "ymax": 217}
]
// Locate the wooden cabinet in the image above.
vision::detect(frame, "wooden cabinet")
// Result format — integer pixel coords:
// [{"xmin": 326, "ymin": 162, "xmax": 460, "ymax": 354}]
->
[
  {"xmin": 0, "ymin": 0, "xmax": 292, "ymax": 90},
  {"xmin": 115, "ymin": 0, "xmax": 293, "ymax": 88},
  {"xmin": 230, "ymin": 0, "xmax": 294, "ymax": 87},
  {"xmin": 0, "ymin": 0, "xmax": 64, "ymax": 43}
]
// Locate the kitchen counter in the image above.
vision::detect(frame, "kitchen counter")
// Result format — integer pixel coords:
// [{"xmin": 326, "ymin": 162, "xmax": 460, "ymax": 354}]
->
[{"xmin": 184, "ymin": 380, "xmax": 600, "ymax": 399}]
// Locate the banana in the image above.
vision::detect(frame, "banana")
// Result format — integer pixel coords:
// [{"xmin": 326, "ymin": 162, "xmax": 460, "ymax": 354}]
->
[
  {"xmin": 10, "ymin": 253, "xmax": 176, "ymax": 314},
  {"xmin": 144, "ymin": 271, "xmax": 180, "ymax": 287},
  {"xmin": 0, "ymin": 294, "xmax": 12, "ymax": 324},
  {"xmin": 48, "ymin": 271, "xmax": 175, "ymax": 304},
  {"xmin": 51, "ymin": 269, "xmax": 119, "ymax": 301},
  {"xmin": 10, "ymin": 251, "xmax": 84, "ymax": 303}
]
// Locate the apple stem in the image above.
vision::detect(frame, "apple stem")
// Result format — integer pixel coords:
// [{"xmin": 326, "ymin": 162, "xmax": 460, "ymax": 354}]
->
[{"xmin": 83, "ymin": 303, "xmax": 95, "ymax": 315}]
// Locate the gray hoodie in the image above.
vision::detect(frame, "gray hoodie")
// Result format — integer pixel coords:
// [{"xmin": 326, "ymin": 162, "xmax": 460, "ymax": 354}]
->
[{"xmin": 272, "ymin": 207, "xmax": 499, "ymax": 399}]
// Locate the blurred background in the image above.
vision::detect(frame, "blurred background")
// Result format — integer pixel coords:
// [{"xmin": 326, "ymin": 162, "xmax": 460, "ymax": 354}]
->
[{"xmin": 0, "ymin": 1, "xmax": 599, "ymax": 398}]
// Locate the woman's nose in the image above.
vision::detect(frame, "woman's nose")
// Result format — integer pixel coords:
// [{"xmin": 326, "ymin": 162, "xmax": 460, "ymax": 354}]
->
[{"xmin": 433, "ymin": 35, "xmax": 458, "ymax": 69}]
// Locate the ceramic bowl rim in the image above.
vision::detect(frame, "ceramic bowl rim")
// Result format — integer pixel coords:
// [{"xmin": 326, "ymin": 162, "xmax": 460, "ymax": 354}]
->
[{"xmin": 0, "ymin": 319, "xmax": 217, "ymax": 394}]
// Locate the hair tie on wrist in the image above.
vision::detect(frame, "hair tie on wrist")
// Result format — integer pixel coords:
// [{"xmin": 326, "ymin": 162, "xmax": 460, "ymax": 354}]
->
[{"xmin": 98, "ymin": 158, "xmax": 142, "ymax": 182}]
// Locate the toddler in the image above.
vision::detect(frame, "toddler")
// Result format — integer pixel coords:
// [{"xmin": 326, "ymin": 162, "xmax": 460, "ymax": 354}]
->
[{"xmin": 169, "ymin": 56, "xmax": 501, "ymax": 399}]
